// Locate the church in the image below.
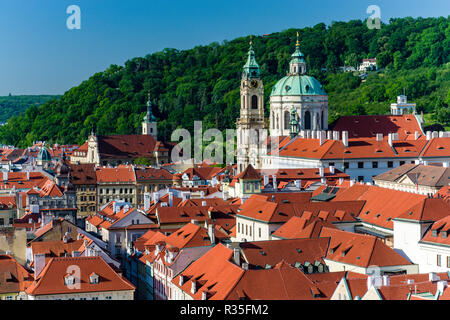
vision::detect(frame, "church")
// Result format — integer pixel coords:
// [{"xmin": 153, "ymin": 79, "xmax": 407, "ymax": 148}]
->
[{"xmin": 236, "ymin": 34, "xmax": 450, "ymax": 182}]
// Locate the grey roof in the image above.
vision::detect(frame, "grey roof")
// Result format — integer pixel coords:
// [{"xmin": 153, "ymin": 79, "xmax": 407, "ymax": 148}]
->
[{"xmin": 374, "ymin": 164, "xmax": 450, "ymax": 188}]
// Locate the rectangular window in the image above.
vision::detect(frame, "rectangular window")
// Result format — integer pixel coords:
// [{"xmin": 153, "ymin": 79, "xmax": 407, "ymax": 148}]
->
[
  {"xmin": 372, "ymin": 161, "xmax": 378, "ymax": 168},
  {"xmin": 259, "ymin": 228, "xmax": 261, "ymax": 238},
  {"xmin": 388, "ymin": 161, "xmax": 394, "ymax": 168},
  {"xmin": 245, "ymin": 225, "xmax": 248, "ymax": 236},
  {"xmin": 400, "ymin": 161, "xmax": 405, "ymax": 166},
  {"xmin": 344, "ymin": 163, "xmax": 349, "ymax": 169},
  {"xmin": 447, "ymin": 257, "xmax": 450, "ymax": 268},
  {"xmin": 358, "ymin": 162, "xmax": 364, "ymax": 169},
  {"xmin": 437, "ymin": 254, "xmax": 442, "ymax": 267},
  {"xmin": 358, "ymin": 176, "xmax": 364, "ymax": 182}
]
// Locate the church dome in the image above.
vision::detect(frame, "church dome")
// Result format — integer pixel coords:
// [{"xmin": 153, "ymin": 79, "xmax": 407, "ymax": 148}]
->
[
  {"xmin": 270, "ymin": 74, "xmax": 327, "ymax": 97},
  {"xmin": 37, "ymin": 147, "xmax": 52, "ymax": 162}
]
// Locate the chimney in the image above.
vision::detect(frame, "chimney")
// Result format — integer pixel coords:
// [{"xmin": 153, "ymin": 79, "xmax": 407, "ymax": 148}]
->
[
  {"xmin": 350, "ymin": 180, "xmax": 355, "ymax": 187},
  {"xmin": 329, "ymin": 166, "xmax": 335, "ymax": 174},
  {"xmin": 233, "ymin": 247, "xmax": 240, "ymax": 266},
  {"xmin": 342, "ymin": 131, "xmax": 349, "ymax": 148},
  {"xmin": 242, "ymin": 263, "xmax": 249, "ymax": 270},
  {"xmin": 34, "ymin": 253, "xmax": 46, "ymax": 279},
  {"xmin": 414, "ymin": 131, "xmax": 419, "ymax": 140},
  {"xmin": 339, "ymin": 178, "xmax": 344, "ymax": 185},
  {"xmin": 333, "ymin": 131, "xmax": 340, "ymax": 141},
  {"xmin": 208, "ymin": 223, "xmax": 215, "ymax": 244},
  {"xmin": 376, "ymin": 133, "xmax": 383, "ymax": 142},
  {"xmin": 429, "ymin": 272, "xmax": 440, "ymax": 282},
  {"xmin": 63, "ymin": 235, "xmax": 68, "ymax": 244},
  {"xmin": 388, "ymin": 133, "xmax": 393, "ymax": 147},
  {"xmin": 202, "ymin": 200, "xmax": 207, "ymax": 207},
  {"xmin": 3, "ymin": 171, "xmax": 8, "ymax": 182},
  {"xmin": 319, "ymin": 167, "xmax": 324, "ymax": 177},
  {"xmin": 26, "ymin": 171, "xmax": 30, "ymax": 181},
  {"xmin": 426, "ymin": 131, "xmax": 432, "ymax": 141},
  {"xmin": 263, "ymin": 175, "xmax": 269, "ymax": 187},
  {"xmin": 168, "ymin": 192, "xmax": 173, "ymax": 207},
  {"xmin": 321, "ymin": 178, "xmax": 326, "ymax": 184},
  {"xmin": 191, "ymin": 219, "xmax": 198, "ymax": 225},
  {"xmin": 437, "ymin": 280, "xmax": 448, "ymax": 294},
  {"xmin": 306, "ymin": 130, "xmax": 311, "ymax": 139},
  {"xmin": 319, "ymin": 131, "xmax": 326, "ymax": 146},
  {"xmin": 179, "ymin": 275, "xmax": 184, "ymax": 286},
  {"xmin": 144, "ymin": 192, "xmax": 151, "ymax": 211},
  {"xmin": 201, "ymin": 291, "xmax": 207, "ymax": 300},
  {"xmin": 272, "ymin": 175, "xmax": 277, "ymax": 191},
  {"xmin": 423, "ymin": 161, "xmax": 429, "ymax": 166},
  {"xmin": 432, "ymin": 131, "xmax": 439, "ymax": 139},
  {"xmin": 439, "ymin": 131, "xmax": 444, "ymax": 138},
  {"xmin": 382, "ymin": 275, "xmax": 390, "ymax": 286},
  {"xmin": 191, "ymin": 280, "xmax": 196, "ymax": 294}
]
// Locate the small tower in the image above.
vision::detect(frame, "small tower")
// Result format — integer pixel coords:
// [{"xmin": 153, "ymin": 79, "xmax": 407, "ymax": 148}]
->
[
  {"xmin": 142, "ymin": 92, "xmax": 158, "ymax": 139},
  {"xmin": 236, "ymin": 37, "xmax": 267, "ymax": 173},
  {"xmin": 289, "ymin": 32, "xmax": 306, "ymax": 75},
  {"xmin": 289, "ymin": 108, "xmax": 299, "ymax": 139}
]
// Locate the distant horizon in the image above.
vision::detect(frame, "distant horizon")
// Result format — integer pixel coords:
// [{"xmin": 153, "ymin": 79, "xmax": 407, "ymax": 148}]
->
[{"xmin": 0, "ymin": 0, "xmax": 449, "ymax": 96}]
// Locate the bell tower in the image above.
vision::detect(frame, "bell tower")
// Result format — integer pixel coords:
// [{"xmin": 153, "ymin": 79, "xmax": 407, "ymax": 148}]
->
[
  {"xmin": 142, "ymin": 92, "xmax": 158, "ymax": 139},
  {"xmin": 236, "ymin": 37, "xmax": 267, "ymax": 173}
]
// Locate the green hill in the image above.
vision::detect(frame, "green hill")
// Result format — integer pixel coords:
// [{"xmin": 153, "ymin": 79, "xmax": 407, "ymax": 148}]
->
[
  {"xmin": 1, "ymin": 16, "xmax": 448, "ymax": 148},
  {"xmin": 0, "ymin": 95, "xmax": 60, "ymax": 124}
]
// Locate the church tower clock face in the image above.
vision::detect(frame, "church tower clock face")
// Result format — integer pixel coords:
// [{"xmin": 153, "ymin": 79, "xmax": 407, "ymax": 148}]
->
[{"xmin": 250, "ymin": 80, "xmax": 258, "ymax": 88}]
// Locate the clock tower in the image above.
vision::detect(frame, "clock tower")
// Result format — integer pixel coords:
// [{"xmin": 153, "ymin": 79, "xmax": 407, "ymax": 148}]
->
[{"xmin": 236, "ymin": 38, "xmax": 267, "ymax": 173}]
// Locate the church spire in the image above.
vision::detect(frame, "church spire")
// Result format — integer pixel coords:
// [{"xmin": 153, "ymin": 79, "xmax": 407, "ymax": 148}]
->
[
  {"xmin": 289, "ymin": 32, "xmax": 306, "ymax": 75},
  {"xmin": 242, "ymin": 36, "xmax": 261, "ymax": 79},
  {"xmin": 145, "ymin": 91, "xmax": 156, "ymax": 122}
]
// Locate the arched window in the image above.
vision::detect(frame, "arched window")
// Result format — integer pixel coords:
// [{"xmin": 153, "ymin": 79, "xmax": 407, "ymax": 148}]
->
[
  {"xmin": 304, "ymin": 111, "xmax": 311, "ymax": 130},
  {"xmin": 271, "ymin": 112, "xmax": 274, "ymax": 130},
  {"xmin": 251, "ymin": 95, "xmax": 258, "ymax": 109},
  {"xmin": 284, "ymin": 111, "xmax": 290, "ymax": 130}
]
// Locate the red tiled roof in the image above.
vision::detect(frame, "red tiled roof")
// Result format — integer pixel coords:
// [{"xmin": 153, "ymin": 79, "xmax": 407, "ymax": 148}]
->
[
  {"xmin": 171, "ymin": 244, "xmax": 244, "ymax": 300},
  {"xmin": 437, "ymin": 186, "xmax": 450, "ymax": 203},
  {"xmin": 272, "ymin": 216, "xmax": 338, "ymax": 239},
  {"xmin": 420, "ymin": 138, "xmax": 450, "ymax": 158},
  {"xmin": 320, "ymin": 227, "xmax": 412, "ymax": 268},
  {"xmin": 0, "ymin": 172, "xmax": 50, "ymax": 190},
  {"xmin": 25, "ymin": 256, "xmax": 135, "ymax": 296},
  {"xmin": 97, "ymin": 135, "xmax": 158, "ymax": 159},
  {"xmin": 334, "ymin": 184, "xmax": 426, "ymax": 230},
  {"xmin": 226, "ymin": 261, "xmax": 328, "ymax": 300},
  {"xmin": 0, "ymin": 255, "xmax": 33, "ymax": 294},
  {"xmin": 239, "ymin": 238, "xmax": 330, "ymax": 269},
  {"xmin": 68, "ymin": 163, "xmax": 97, "ymax": 185},
  {"xmin": 331, "ymin": 115, "xmax": 423, "ymax": 140},
  {"xmin": 396, "ymin": 198, "xmax": 450, "ymax": 222},
  {"xmin": 135, "ymin": 167, "xmax": 173, "ymax": 181},
  {"xmin": 96, "ymin": 165, "xmax": 136, "ymax": 183}
]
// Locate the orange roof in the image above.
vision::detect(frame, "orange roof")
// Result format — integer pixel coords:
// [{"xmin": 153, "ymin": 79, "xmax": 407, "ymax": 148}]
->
[
  {"xmin": 135, "ymin": 167, "xmax": 173, "ymax": 181},
  {"xmin": 0, "ymin": 255, "xmax": 33, "ymax": 294},
  {"xmin": 39, "ymin": 180, "xmax": 63, "ymax": 197},
  {"xmin": 226, "ymin": 261, "xmax": 328, "ymax": 300},
  {"xmin": 334, "ymin": 185, "xmax": 426, "ymax": 230},
  {"xmin": 396, "ymin": 198, "xmax": 450, "ymax": 222},
  {"xmin": 26, "ymin": 256, "xmax": 134, "ymax": 296},
  {"xmin": 0, "ymin": 171, "xmax": 49, "ymax": 190},
  {"xmin": 237, "ymin": 194, "xmax": 363, "ymax": 224},
  {"xmin": 272, "ymin": 216, "xmax": 338, "ymax": 239},
  {"xmin": 274, "ymin": 136, "xmax": 428, "ymax": 160},
  {"xmin": 96, "ymin": 165, "xmax": 136, "ymax": 183},
  {"xmin": 421, "ymin": 215, "xmax": 450, "ymax": 246},
  {"xmin": 87, "ymin": 201, "xmax": 136, "ymax": 230},
  {"xmin": 320, "ymin": 227, "xmax": 412, "ymax": 268},
  {"xmin": 420, "ymin": 137, "xmax": 450, "ymax": 158},
  {"xmin": 437, "ymin": 186, "xmax": 450, "ymax": 203},
  {"xmin": 30, "ymin": 240, "xmax": 84, "ymax": 257},
  {"xmin": 156, "ymin": 205, "xmax": 238, "ymax": 225},
  {"xmin": 180, "ymin": 166, "xmax": 223, "ymax": 181},
  {"xmin": 171, "ymin": 244, "xmax": 244, "ymax": 300},
  {"xmin": 165, "ymin": 223, "xmax": 225, "ymax": 249},
  {"xmin": 331, "ymin": 115, "xmax": 423, "ymax": 140},
  {"xmin": 239, "ymin": 238, "xmax": 329, "ymax": 269}
]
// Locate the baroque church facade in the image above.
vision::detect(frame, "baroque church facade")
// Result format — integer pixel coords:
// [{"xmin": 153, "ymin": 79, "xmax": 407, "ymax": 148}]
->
[{"xmin": 236, "ymin": 35, "xmax": 329, "ymax": 173}]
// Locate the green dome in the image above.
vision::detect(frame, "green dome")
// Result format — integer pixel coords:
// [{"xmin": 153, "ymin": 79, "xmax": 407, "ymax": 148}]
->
[
  {"xmin": 270, "ymin": 75, "xmax": 327, "ymax": 97},
  {"xmin": 37, "ymin": 147, "xmax": 52, "ymax": 162}
]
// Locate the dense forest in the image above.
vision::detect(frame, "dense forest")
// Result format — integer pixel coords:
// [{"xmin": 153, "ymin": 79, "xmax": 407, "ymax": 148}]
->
[
  {"xmin": 0, "ymin": 16, "xmax": 448, "ymax": 148},
  {"xmin": 0, "ymin": 95, "xmax": 60, "ymax": 124}
]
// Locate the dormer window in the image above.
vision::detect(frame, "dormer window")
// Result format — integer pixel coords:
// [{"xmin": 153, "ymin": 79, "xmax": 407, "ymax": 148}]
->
[
  {"xmin": 432, "ymin": 230, "xmax": 438, "ymax": 237},
  {"xmin": 64, "ymin": 274, "xmax": 75, "ymax": 286},
  {"xmin": 89, "ymin": 273, "xmax": 99, "ymax": 284},
  {"xmin": 442, "ymin": 231, "xmax": 448, "ymax": 239}
]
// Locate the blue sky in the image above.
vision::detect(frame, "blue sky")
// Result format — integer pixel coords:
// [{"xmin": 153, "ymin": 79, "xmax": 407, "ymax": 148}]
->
[{"xmin": 0, "ymin": 0, "xmax": 448, "ymax": 96}]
